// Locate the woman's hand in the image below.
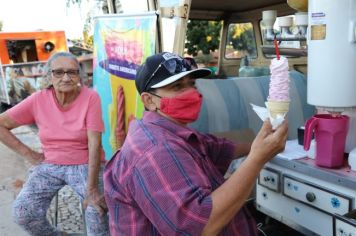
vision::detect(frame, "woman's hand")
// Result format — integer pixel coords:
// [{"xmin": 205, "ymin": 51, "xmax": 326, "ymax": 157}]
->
[
  {"xmin": 84, "ymin": 188, "xmax": 108, "ymax": 216},
  {"xmin": 25, "ymin": 150, "xmax": 45, "ymax": 165}
]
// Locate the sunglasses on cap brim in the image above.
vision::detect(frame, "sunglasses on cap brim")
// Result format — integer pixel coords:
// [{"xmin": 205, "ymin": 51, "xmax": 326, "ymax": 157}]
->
[{"xmin": 143, "ymin": 58, "xmax": 195, "ymax": 92}]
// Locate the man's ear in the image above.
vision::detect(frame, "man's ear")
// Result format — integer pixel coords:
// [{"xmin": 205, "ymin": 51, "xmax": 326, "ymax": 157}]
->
[{"xmin": 141, "ymin": 92, "xmax": 158, "ymax": 111}]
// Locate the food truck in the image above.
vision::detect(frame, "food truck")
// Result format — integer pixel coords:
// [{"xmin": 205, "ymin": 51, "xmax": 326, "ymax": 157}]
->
[
  {"xmin": 94, "ymin": 0, "xmax": 356, "ymax": 235},
  {"xmin": 0, "ymin": 31, "xmax": 68, "ymax": 65},
  {"xmin": 0, "ymin": 31, "xmax": 68, "ymax": 110}
]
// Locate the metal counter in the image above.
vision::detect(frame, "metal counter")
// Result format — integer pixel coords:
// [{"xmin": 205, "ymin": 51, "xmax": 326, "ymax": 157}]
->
[{"xmin": 271, "ymin": 156, "xmax": 356, "ymax": 191}]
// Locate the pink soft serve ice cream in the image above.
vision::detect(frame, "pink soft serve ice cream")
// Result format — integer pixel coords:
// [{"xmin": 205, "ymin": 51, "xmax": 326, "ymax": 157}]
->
[
  {"xmin": 266, "ymin": 56, "xmax": 290, "ymax": 119},
  {"xmin": 268, "ymin": 56, "xmax": 290, "ymax": 101}
]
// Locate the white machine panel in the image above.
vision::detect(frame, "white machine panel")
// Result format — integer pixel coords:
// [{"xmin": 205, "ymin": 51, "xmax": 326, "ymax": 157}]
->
[
  {"xmin": 308, "ymin": 0, "xmax": 356, "ymax": 109},
  {"xmin": 283, "ymin": 176, "xmax": 352, "ymax": 215},
  {"xmin": 258, "ymin": 168, "xmax": 280, "ymax": 192},
  {"xmin": 334, "ymin": 219, "xmax": 356, "ymax": 236},
  {"xmin": 256, "ymin": 161, "xmax": 356, "ymax": 236},
  {"xmin": 257, "ymin": 184, "xmax": 332, "ymax": 235}
]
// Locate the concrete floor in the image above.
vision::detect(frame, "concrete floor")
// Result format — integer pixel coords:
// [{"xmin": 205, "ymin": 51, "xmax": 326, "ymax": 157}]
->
[
  {"xmin": 0, "ymin": 126, "xmax": 85, "ymax": 236},
  {"xmin": 0, "ymin": 126, "xmax": 38, "ymax": 236}
]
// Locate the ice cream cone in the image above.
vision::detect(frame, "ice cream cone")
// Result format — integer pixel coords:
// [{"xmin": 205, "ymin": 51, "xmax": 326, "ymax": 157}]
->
[{"xmin": 267, "ymin": 101, "xmax": 290, "ymax": 118}]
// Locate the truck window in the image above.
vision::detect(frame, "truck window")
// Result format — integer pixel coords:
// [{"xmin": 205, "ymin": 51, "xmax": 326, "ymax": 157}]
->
[
  {"xmin": 185, "ymin": 20, "xmax": 222, "ymax": 70},
  {"xmin": 225, "ymin": 22, "xmax": 257, "ymax": 59}
]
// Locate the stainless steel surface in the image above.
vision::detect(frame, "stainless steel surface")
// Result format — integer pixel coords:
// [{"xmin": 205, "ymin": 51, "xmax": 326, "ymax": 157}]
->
[
  {"xmin": 271, "ymin": 156, "xmax": 356, "ymax": 190},
  {"xmin": 261, "ymin": 45, "xmax": 308, "ymax": 57}
]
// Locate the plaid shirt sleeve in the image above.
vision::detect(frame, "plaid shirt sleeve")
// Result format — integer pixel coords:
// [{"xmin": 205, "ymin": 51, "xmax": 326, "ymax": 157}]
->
[
  {"xmin": 129, "ymin": 139, "xmax": 213, "ymax": 235},
  {"xmin": 201, "ymin": 134, "xmax": 236, "ymax": 174}
]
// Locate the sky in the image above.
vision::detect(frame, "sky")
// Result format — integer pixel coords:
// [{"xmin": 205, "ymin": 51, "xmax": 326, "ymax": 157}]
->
[{"xmin": 0, "ymin": 0, "xmax": 147, "ymax": 39}]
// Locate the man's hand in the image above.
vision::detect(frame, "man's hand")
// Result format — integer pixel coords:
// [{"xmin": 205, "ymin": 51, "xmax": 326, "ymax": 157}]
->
[
  {"xmin": 249, "ymin": 119, "xmax": 288, "ymax": 166},
  {"xmin": 84, "ymin": 188, "xmax": 108, "ymax": 216},
  {"xmin": 25, "ymin": 150, "xmax": 45, "ymax": 165}
]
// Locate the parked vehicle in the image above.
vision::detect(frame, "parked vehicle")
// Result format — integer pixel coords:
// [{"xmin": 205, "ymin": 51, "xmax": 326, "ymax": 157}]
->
[
  {"xmin": 0, "ymin": 31, "xmax": 94, "ymax": 112},
  {"xmin": 94, "ymin": 0, "xmax": 356, "ymax": 235},
  {"xmin": 0, "ymin": 31, "xmax": 68, "ymax": 110}
]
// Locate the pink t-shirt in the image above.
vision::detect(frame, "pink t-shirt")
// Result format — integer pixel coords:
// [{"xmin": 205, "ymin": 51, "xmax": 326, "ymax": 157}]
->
[{"xmin": 7, "ymin": 86, "xmax": 105, "ymax": 165}]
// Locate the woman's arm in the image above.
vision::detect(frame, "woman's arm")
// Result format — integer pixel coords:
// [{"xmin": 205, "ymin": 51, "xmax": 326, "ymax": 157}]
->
[
  {"xmin": 84, "ymin": 130, "xmax": 107, "ymax": 215},
  {"xmin": 0, "ymin": 112, "xmax": 43, "ymax": 164}
]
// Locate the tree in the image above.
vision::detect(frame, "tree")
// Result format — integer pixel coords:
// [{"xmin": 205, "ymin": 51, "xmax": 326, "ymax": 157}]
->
[
  {"xmin": 65, "ymin": 0, "xmax": 121, "ymax": 46},
  {"xmin": 227, "ymin": 23, "xmax": 256, "ymax": 55},
  {"xmin": 65, "ymin": 0, "xmax": 101, "ymax": 47},
  {"xmin": 185, "ymin": 20, "xmax": 222, "ymax": 56},
  {"xmin": 0, "ymin": 21, "xmax": 3, "ymax": 31}
]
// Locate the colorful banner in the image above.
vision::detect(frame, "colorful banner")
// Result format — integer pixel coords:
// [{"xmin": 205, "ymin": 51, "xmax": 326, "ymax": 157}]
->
[{"xmin": 93, "ymin": 13, "xmax": 157, "ymax": 159}]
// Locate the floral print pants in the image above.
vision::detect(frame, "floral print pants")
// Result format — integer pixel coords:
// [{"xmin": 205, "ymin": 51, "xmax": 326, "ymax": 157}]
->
[{"xmin": 12, "ymin": 163, "xmax": 109, "ymax": 236}]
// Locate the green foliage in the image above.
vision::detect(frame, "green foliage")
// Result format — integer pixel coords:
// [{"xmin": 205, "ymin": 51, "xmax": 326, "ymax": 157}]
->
[
  {"xmin": 65, "ymin": 0, "xmax": 98, "ymax": 46},
  {"xmin": 185, "ymin": 20, "xmax": 222, "ymax": 56},
  {"xmin": 227, "ymin": 23, "xmax": 256, "ymax": 55},
  {"xmin": 0, "ymin": 21, "xmax": 3, "ymax": 31},
  {"xmin": 86, "ymin": 35, "xmax": 93, "ymax": 47},
  {"xmin": 185, "ymin": 20, "xmax": 257, "ymax": 59}
]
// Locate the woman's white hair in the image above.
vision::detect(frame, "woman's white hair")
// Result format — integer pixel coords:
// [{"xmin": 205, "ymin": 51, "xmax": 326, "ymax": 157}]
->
[{"xmin": 38, "ymin": 51, "xmax": 85, "ymax": 89}]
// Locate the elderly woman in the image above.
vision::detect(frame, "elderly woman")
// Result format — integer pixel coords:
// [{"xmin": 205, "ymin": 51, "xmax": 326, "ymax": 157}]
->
[{"xmin": 0, "ymin": 52, "xmax": 109, "ymax": 236}]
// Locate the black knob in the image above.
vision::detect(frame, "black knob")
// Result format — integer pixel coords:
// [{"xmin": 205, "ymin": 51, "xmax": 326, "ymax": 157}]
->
[{"xmin": 306, "ymin": 192, "xmax": 316, "ymax": 202}]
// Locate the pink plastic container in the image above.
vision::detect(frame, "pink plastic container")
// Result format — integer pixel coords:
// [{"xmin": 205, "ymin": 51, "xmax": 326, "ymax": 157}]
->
[{"xmin": 304, "ymin": 114, "xmax": 349, "ymax": 168}]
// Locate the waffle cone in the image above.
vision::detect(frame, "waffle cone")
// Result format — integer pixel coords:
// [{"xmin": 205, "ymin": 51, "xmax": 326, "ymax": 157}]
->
[{"xmin": 267, "ymin": 101, "xmax": 290, "ymax": 118}]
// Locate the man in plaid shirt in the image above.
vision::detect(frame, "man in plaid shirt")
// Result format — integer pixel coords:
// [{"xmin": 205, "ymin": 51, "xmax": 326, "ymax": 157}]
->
[{"xmin": 104, "ymin": 52, "xmax": 288, "ymax": 236}]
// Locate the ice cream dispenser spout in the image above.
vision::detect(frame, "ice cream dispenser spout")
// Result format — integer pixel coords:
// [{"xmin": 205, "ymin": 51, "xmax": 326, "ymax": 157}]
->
[{"xmin": 261, "ymin": 10, "xmax": 308, "ymax": 42}]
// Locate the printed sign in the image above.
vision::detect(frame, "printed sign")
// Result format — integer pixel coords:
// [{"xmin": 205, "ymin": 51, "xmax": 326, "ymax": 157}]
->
[
  {"xmin": 311, "ymin": 12, "xmax": 327, "ymax": 40},
  {"xmin": 93, "ymin": 13, "xmax": 157, "ymax": 158}
]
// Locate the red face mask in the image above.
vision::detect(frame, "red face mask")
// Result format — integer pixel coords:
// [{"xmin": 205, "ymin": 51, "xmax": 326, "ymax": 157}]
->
[{"xmin": 154, "ymin": 89, "xmax": 203, "ymax": 124}]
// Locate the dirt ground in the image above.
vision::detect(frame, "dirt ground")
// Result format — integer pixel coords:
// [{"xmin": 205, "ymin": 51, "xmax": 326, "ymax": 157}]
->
[
  {"xmin": 0, "ymin": 125, "xmax": 85, "ymax": 236},
  {"xmin": 0, "ymin": 126, "xmax": 39, "ymax": 236}
]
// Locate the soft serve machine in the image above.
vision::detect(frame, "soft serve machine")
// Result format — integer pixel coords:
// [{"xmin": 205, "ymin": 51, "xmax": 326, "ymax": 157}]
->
[{"xmin": 256, "ymin": 0, "xmax": 356, "ymax": 235}]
